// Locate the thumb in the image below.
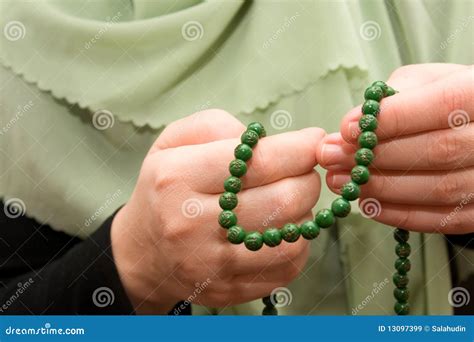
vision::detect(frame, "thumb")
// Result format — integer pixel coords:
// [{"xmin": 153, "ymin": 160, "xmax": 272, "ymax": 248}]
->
[{"xmin": 150, "ymin": 109, "xmax": 246, "ymax": 153}]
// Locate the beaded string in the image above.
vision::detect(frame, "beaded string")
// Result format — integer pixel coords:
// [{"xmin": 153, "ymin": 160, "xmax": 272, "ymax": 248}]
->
[{"xmin": 217, "ymin": 81, "xmax": 411, "ymax": 315}]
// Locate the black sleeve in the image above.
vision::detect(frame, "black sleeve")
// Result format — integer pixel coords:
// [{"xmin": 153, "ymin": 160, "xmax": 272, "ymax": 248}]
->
[{"xmin": 0, "ymin": 203, "xmax": 190, "ymax": 315}]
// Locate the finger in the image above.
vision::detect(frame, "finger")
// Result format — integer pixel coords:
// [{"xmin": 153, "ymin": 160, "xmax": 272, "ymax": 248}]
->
[
  {"xmin": 231, "ymin": 245, "xmax": 309, "ymax": 283},
  {"xmin": 169, "ymin": 127, "xmax": 326, "ymax": 193},
  {"xmin": 387, "ymin": 63, "xmax": 468, "ymax": 91},
  {"xmin": 367, "ymin": 201, "xmax": 474, "ymax": 234},
  {"xmin": 233, "ymin": 172, "xmax": 320, "ymax": 230},
  {"xmin": 340, "ymin": 66, "xmax": 473, "ymax": 143},
  {"xmin": 151, "ymin": 109, "xmax": 245, "ymax": 152},
  {"xmin": 319, "ymin": 126, "xmax": 474, "ymax": 171},
  {"xmin": 327, "ymin": 167, "xmax": 474, "ymax": 206}
]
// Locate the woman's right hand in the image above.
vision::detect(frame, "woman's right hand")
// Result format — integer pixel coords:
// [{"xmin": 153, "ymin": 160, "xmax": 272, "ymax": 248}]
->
[{"xmin": 111, "ymin": 110, "xmax": 326, "ymax": 314}]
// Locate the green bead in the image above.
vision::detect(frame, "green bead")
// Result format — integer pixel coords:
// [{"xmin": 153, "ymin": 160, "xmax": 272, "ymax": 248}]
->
[
  {"xmin": 300, "ymin": 220, "xmax": 320, "ymax": 240},
  {"xmin": 247, "ymin": 122, "xmax": 266, "ymax": 138},
  {"xmin": 358, "ymin": 131, "xmax": 378, "ymax": 149},
  {"xmin": 218, "ymin": 210, "xmax": 237, "ymax": 228},
  {"xmin": 331, "ymin": 197, "xmax": 351, "ymax": 217},
  {"xmin": 227, "ymin": 225, "xmax": 246, "ymax": 244},
  {"xmin": 393, "ymin": 272, "xmax": 409, "ymax": 288},
  {"xmin": 394, "ymin": 301, "xmax": 410, "ymax": 315},
  {"xmin": 396, "ymin": 242, "xmax": 411, "ymax": 258},
  {"xmin": 372, "ymin": 81, "xmax": 389, "ymax": 95},
  {"xmin": 351, "ymin": 165, "xmax": 370, "ymax": 185},
  {"xmin": 262, "ymin": 294, "xmax": 276, "ymax": 306},
  {"xmin": 361, "ymin": 100, "xmax": 380, "ymax": 116},
  {"xmin": 262, "ymin": 306, "xmax": 278, "ymax": 315},
  {"xmin": 394, "ymin": 228, "xmax": 409, "ymax": 243},
  {"xmin": 393, "ymin": 287, "xmax": 410, "ymax": 302},
  {"xmin": 224, "ymin": 176, "xmax": 242, "ymax": 193},
  {"xmin": 241, "ymin": 129, "xmax": 259, "ymax": 147},
  {"xmin": 359, "ymin": 115, "xmax": 378, "ymax": 132},
  {"xmin": 341, "ymin": 181, "xmax": 360, "ymax": 201},
  {"xmin": 395, "ymin": 257, "xmax": 411, "ymax": 275},
  {"xmin": 315, "ymin": 209, "xmax": 335, "ymax": 228},
  {"xmin": 244, "ymin": 231, "xmax": 264, "ymax": 251},
  {"xmin": 364, "ymin": 85, "xmax": 384, "ymax": 102},
  {"xmin": 280, "ymin": 223, "xmax": 300, "ymax": 242},
  {"xmin": 262, "ymin": 228, "xmax": 282, "ymax": 247},
  {"xmin": 219, "ymin": 192, "xmax": 238, "ymax": 210},
  {"xmin": 386, "ymin": 86, "xmax": 397, "ymax": 96},
  {"xmin": 229, "ymin": 159, "xmax": 247, "ymax": 177},
  {"xmin": 234, "ymin": 144, "xmax": 253, "ymax": 161},
  {"xmin": 355, "ymin": 148, "xmax": 374, "ymax": 166}
]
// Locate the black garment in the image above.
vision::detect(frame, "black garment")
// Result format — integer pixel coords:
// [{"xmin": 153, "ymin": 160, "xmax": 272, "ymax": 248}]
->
[{"xmin": 0, "ymin": 203, "xmax": 190, "ymax": 315}]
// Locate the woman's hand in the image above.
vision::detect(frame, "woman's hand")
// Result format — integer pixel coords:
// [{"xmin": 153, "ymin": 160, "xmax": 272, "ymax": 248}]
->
[
  {"xmin": 318, "ymin": 64, "xmax": 474, "ymax": 234},
  {"xmin": 111, "ymin": 110, "xmax": 326, "ymax": 314}
]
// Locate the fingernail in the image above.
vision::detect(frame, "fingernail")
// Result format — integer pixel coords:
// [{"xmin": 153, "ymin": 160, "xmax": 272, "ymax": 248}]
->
[
  {"xmin": 349, "ymin": 122, "xmax": 360, "ymax": 139},
  {"xmin": 330, "ymin": 174, "xmax": 351, "ymax": 190},
  {"xmin": 321, "ymin": 143, "xmax": 346, "ymax": 167}
]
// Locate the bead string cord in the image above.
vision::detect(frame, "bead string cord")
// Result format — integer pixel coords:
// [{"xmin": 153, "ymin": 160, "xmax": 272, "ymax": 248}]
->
[{"xmin": 217, "ymin": 81, "xmax": 411, "ymax": 315}]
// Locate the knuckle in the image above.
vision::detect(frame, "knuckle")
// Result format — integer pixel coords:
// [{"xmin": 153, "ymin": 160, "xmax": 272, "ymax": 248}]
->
[
  {"xmin": 441, "ymin": 86, "xmax": 470, "ymax": 115},
  {"xmin": 433, "ymin": 176, "xmax": 462, "ymax": 204},
  {"xmin": 426, "ymin": 132, "xmax": 460, "ymax": 169}
]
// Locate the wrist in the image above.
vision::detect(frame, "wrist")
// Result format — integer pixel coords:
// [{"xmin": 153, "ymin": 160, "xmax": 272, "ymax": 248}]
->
[{"xmin": 110, "ymin": 204, "xmax": 179, "ymax": 314}]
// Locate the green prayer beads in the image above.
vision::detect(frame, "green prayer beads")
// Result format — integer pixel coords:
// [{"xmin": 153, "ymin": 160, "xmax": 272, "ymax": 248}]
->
[{"xmin": 218, "ymin": 81, "xmax": 410, "ymax": 316}]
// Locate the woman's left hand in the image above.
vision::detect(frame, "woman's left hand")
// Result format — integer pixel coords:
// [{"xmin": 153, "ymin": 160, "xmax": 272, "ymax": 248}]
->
[{"xmin": 317, "ymin": 64, "xmax": 474, "ymax": 234}]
